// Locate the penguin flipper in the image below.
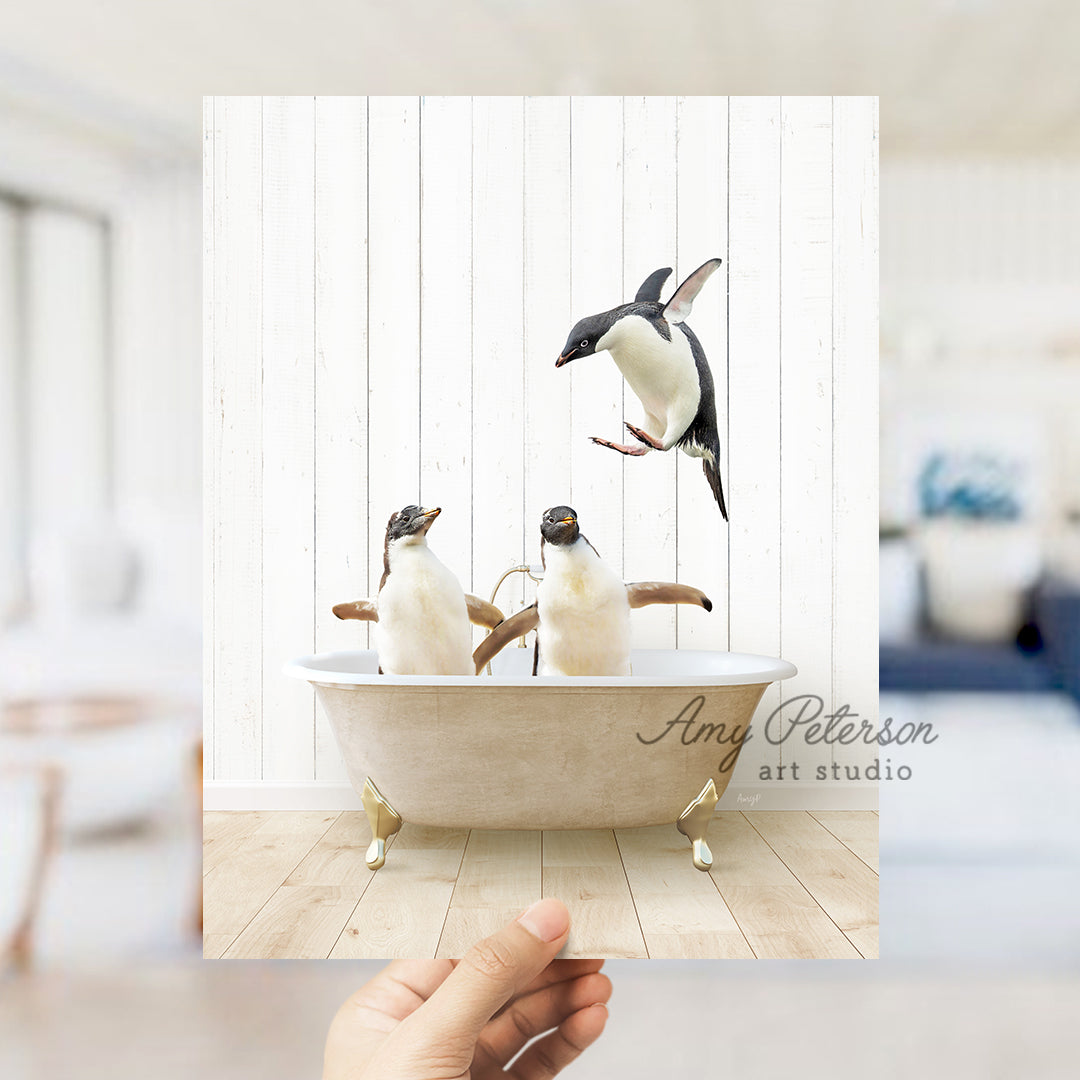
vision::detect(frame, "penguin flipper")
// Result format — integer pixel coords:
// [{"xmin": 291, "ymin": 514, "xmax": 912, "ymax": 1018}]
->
[
  {"xmin": 703, "ymin": 457, "xmax": 728, "ymax": 521},
  {"xmin": 635, "ymin": 266, "xmax": 673, "ymax": 303},
  {"xmin": 465, "ymin": 594, "xmax": 505, "ymax": 629},
  {"xmin": 332, "ymin": 599, "xmax": 379, "ymax": 622},
  {"xmin": 472, "ymin": 604, "xmax": 539, "ymax": 674},
  {"xmin": 626, "ymin": 582, "xmax": 713, "ymax": 612},
  {"xmin": 662, "ymin": 257, "xmax": 722, "ymax": 324}
]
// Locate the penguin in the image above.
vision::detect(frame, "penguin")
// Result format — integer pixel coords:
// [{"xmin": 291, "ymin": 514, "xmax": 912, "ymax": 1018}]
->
[
  {"xmin": 332, "ymin": 505, "xmax": 504, "ymax": 676},
  {"xmin": 556, "ymin": 258, "xmax": 728, "ymax": 519},
  {"xmin": 472, "ymin": 506, "xmax": 712, "ymax": 676}
]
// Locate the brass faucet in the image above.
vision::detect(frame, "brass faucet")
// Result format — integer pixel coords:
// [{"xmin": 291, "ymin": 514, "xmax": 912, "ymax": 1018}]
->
[{"xmin": 485, "ymin": 564, "xmax": 543, "ymax": 674}]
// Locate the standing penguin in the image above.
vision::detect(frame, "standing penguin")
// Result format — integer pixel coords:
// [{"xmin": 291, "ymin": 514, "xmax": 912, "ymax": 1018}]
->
[
  {"xmin": 556, "ymin": 258, "xmax": 727, "ymax": 519},
  {"xmin": 332, "ymin": 505, "xmax": 503, "ymax": 676},
  {"xmin": 472, "ymin": 506, "xmax": 712, "ymax": 677}
]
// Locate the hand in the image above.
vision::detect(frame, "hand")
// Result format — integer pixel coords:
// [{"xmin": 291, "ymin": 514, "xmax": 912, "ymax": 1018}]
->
[{"xmin": 324, "ymin": 899, "xmax": 611, "ymax": 1079}]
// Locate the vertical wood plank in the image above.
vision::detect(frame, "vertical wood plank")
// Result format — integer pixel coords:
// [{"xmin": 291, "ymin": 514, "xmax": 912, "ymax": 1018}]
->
[
  {"xmin": 568, "ymin": 96, "xmax": 624, "ymax": 570},
  {"xmin": 832, "ymin": 98, "xmax": 879, "ymax": 773},
  {"xmin": 471, "ymin": 97, "xmax": 525, "ymax": 605},
  {"xmin": 313, "ymin": 96, "xmax": 370, "ymax": 782},
  {"xmin": 418, "ymin": 97, "xmax": 474, "ymax": 595},
  {"xmin": 212, "ymin": 96, "xmax": 263, "ymax": 781},
  {"xmin": 675, "ymin": 95, "xmax": 730, "ymax": 651},
  {"xmin": 523, "ymin": 98, "xmax": 572, "ymax": 581},
  {"xmin": 205, "ymin": 96, "xmax": 877, "ymax": 811},
  {"xmin": 366, "ymin": 97, "xmax": 421, "ymax": 600},
  {"xmin": 621, "ymin": 95, "xmax": 678, "ymax": 650},
  {"xmin": 261, "ymin": 96, "xmax": 316, "ymax": 782},
  {"xmin": 779, "ymin": 96, "xmax": 834, "ymax": 783},
  {"xmin": 726, "ymin": 96, "xmax": 783, "ymax": 790}
]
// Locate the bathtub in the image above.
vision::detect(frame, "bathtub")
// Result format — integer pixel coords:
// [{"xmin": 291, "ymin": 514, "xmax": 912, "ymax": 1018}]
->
[{"xmin": 284, "ymin": 647, "xmax": 796, "ymax": 870}]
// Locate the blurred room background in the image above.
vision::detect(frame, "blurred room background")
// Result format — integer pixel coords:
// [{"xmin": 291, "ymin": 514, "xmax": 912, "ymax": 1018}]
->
[
  {"xmin": 0, "ymin": 35, "xmax": 203, "ymax": 971},
  {"xmin": 878, "ymin": 139, "xmax": 1080, "ymax": 966},
  {"xmin": 2, "ymin": 1, "xmax": 1080, "ymax": 1076}
]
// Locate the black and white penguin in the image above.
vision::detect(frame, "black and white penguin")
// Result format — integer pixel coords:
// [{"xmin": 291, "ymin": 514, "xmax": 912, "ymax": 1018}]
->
[
  {"xmin": 556, "ymin": 258, "xmax": 728, "ymax": 519},
  {"xmin": 333, "ymin": 505, "xmax": 503, "ymax": 676},
  {"xmin": 472, "ymin": 506, "xmax": 712, "ymax": 676}
]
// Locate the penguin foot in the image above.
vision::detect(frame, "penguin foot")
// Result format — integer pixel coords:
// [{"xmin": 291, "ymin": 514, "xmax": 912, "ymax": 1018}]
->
[
  {"xmin": 590, "ymin": 436, "xmax": 650, "ymax": 457},
  {"xmin": 624, "ymin": 423, "xmax": 664, "ymax": 450}
]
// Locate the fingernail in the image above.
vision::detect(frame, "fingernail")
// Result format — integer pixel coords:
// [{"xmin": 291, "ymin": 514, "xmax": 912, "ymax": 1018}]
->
[{"xmin": 517, "ymin": 898, "xmax": 569, "ymax": 942}]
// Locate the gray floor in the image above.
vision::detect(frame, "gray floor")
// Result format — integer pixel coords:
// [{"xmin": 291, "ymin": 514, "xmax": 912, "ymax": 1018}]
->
[
  {"xmin": 6, "ymin": 690, "xmax": 1080, "ymax": 1076},
  {"xmin": 880, "ymin": 691, "xmax": 1080, "ymax": 965},
  {"xmin": 4, "ymin": 960, "xmax": 1080, "ymax": 1079}
]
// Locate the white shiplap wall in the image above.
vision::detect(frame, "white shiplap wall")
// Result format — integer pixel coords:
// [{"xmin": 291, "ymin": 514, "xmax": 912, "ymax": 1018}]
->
[{"xmin": 205, "ymin": 96, "xmax": 879, "ymax": 810}]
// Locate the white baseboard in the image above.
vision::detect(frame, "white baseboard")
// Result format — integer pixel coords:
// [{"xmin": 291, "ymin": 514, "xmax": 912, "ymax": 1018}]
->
[
  {"xmin": 720, "ymin": 782, "xmax": 878, "ymax": 812},
  {"xmin": 204, "ymin": 781, "xmax": 878, "ymax": 813},
  {"xmin": 204, "ymin": 782, "xmax": 365, "ymax": 811}
]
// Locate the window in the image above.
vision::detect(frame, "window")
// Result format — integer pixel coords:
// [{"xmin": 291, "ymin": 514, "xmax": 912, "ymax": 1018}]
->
[{"xmin": 0, "ymin": 194, "xmax": 111, "ymax": 623}]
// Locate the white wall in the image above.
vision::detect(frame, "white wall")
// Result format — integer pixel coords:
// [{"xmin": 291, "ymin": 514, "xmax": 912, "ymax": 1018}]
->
[{"xmin": 205, "ymin": 96, "xmax": 878, "ymax": 810}]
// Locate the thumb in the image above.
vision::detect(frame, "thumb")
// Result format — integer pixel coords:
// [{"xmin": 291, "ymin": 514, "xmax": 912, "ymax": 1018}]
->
[{"xmin": 408, "ymin": 899, "xmax": 571, "ymax": 1048}]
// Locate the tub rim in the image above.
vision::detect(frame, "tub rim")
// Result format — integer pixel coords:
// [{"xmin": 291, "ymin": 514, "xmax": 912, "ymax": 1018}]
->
[{"xmin": 284, "ymin": 647, "xmax": 797, "ymax": 688}]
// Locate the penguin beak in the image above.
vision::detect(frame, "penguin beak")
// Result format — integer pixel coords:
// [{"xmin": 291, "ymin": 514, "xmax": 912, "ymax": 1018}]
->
[
  {"xmin": 555, "ymin": 348, "xmax": 576, "ymax": 368},
  {"xmin": 422, "ymin": 507, "xmax": 441, "ymax": 519},
  {"xmin": 560, "ymin": 516, "xmax": 576, "ymax": 525}
]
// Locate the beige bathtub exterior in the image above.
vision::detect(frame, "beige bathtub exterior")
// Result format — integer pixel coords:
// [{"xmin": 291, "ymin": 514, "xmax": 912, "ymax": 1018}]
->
[{"xmin": 309, "ymin": 675, "xmax": 769, "ymax": 831}]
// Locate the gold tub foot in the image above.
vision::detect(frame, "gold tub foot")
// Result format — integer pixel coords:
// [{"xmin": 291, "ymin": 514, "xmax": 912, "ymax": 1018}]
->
[
  {"xmin": 676, "ymin": 778, "xmax": 720, "ymax": 872},
  {"xmin": 361, "ymin": 778, "xmax": 403, "ymax": 870}
]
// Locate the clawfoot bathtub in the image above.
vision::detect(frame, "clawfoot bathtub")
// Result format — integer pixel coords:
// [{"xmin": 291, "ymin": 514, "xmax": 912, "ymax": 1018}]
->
[{"xmin": 284, "ymin": 647, "xmax": 796, "ymax": 871}]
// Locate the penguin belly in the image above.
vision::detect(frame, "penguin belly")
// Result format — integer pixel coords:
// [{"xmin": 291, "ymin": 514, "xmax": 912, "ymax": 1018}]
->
[
  {"xmin": 536, "ymin": 543, "xmax": 632, "ymax": 676},
  {"xmin": 601, "ymin": 315, "xmax": 699, "ymax": 448},
  {"xmin": 376, "ymin": 547, "xmax": 474, "ymax": 676}
]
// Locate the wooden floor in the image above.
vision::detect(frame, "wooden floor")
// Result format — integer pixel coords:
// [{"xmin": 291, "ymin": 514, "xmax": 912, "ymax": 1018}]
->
[{"xmin": 203, "ymin": 810, "xmax": 878, "ymax": 960}]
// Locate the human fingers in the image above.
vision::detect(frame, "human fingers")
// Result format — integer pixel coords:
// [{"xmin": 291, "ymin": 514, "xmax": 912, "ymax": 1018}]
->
[
  {"xmin": 476, "ymin": 970, "xmax": 612, "ymax": 1067},
  {"xmin": 405, "ymin": 899, "xmax": 571, "ymax": 1050},
  {"xmin": 507, "ymin": 1002, "xmax": 609, "ymax": 1080},
  {"xmin": 488, "ymin": 958, "xmax": 606, "ymax": 1019},
  {"xmin": 340, "ymin": 960, "xmax": 455, "ymax": 1030}
]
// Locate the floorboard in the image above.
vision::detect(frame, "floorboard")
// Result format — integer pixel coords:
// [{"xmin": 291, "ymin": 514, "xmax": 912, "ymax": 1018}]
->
[
  {"xmin": 437, "ymin": 831, "xmax": 541, "ymax": 959},
  {"xmin": 709, "ymin": 812, "xmax": 862, "ymax": 958},
  {"xmin": 285, "ymin": 812, "xmax": 381, "ymax": 888},
  {"xmin": 615, "ymin": 824, "xmax": 755, "ymax": 959},
  {"xmin": 330, "ymin": 824, "xmax": 468, "ymax": 959},
  {"xmin": 225, "ymin": 886, "xmax": 361, "ymax": 959},
  {"xmin": 844, "ymin": 923, "xmax": 879, "ymax": 959},
  {"xmin": 542, "ymin": 830, "xmax": 647, "ymax": 959},
  {"xmin": 202, "ymin": 811, "xmax": 878, "ymax": 960},
  {"xmin": 201, "ymin": 933, "xmax": 238, "ymax": 959},
  {"xmin": 202, "ymin": 812, "xmax": 339, "ymax": 936},
  {"xmin": 809, "ymin": 810, "xmax": 879, "ymax": 872},
  {"xmin": 745, "ymin": 811, "xmax": 879, "ymax": 935}
]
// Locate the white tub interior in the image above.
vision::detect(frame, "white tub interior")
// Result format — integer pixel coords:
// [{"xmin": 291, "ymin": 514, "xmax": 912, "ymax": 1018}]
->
[{"xmin": 285, "ymin": 648, "xmax": 797, "ymax": 687}]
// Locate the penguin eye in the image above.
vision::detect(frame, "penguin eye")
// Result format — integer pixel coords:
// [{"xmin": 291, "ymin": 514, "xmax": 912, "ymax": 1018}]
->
[{"xmin": 580, "ymin": 339, "xmax": 588, "ymax": 348}]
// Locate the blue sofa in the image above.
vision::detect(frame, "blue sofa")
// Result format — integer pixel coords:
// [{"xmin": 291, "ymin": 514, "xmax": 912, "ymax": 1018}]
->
[{"xmin": 880, "ymin": 578, "xmax": 1080, "ymax": 700}]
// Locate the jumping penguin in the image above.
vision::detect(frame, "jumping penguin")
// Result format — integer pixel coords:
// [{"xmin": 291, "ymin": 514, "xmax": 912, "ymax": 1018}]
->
[
  {"xmin": 556, "ymin": 258, "xmax": 728, "ymax": 519},
  {"xmin": 472, "ymin": 506, "xmax": 712, "ymax": 676},
  {"xmin": 333, "ymin": 505, "xmax": 504, "ymax": 676}
]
